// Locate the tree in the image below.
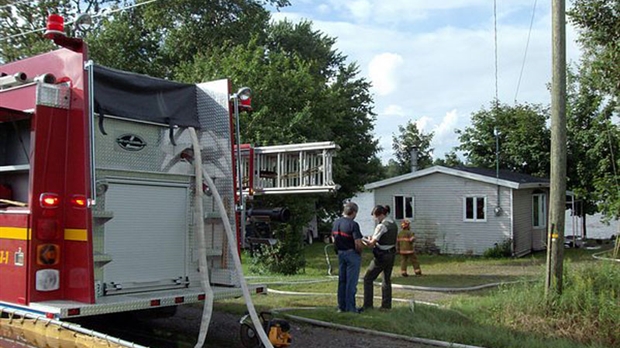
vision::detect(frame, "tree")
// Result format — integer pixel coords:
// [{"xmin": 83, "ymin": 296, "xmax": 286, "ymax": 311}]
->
[
  {"xmin": 175, "ymin": 20, "xmax": 381, "ymax": 273},
  {"xmin": 433, "ymin": 150, "xmax": 463, "ymax": 167},
  {"xmin": 568, "ymin": 0, "xmax": 620, "ymax": 221},
  {"xmin": 456, "ymin": 101, "xmax": 551, "ymax": 177},
  {"xmin": 568, "ymin": 0, "xmax": 620, "ymax": 97},
  {"xmin": 0, "ymin": 0, "xmax": 115, "ymax": 63},
  {"xmin": 88, "ymin": 0, "xmax": 288, "ymax": 78},
  {"xmin": 389, "ymin": 120, "xmax": 434, "ymax": 176}
]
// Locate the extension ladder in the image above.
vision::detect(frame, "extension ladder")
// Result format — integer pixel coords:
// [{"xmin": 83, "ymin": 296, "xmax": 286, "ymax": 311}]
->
[{"xmin": 239, "ymin": 142, "xmax": 338, "ymax": 195}]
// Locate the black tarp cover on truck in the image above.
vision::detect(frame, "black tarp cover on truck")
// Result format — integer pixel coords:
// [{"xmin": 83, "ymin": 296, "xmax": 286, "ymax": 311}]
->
[{"xmin": 93, "ymin": 65, "xmax": 200, "ymax": 128}]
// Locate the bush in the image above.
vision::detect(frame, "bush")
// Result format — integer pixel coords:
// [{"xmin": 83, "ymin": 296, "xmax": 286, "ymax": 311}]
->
[
  {"xmin": 249, "ymin": 224, "xmax": 306, "ymax": 275},
  {"xmin": 483, "ymin": 239, "xmax": 512, "ymax": 258}
]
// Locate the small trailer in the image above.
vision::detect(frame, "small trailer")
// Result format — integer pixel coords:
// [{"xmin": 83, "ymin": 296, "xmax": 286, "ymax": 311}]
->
[{"xmin": 0, "ymin": 15, "xmax": 337, "ymax": 326}]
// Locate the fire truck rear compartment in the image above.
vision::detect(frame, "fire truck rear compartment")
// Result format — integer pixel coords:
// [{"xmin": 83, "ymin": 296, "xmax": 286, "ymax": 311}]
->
[{"xmin": 0, "ymin": 116, "xmax": 31, "ymax": 205}]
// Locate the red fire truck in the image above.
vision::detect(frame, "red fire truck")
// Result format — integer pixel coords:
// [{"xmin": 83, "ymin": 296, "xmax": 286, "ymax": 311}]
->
[{"xmin": 0, "ymin": 16, "xmax": 337, "ymax": 321}]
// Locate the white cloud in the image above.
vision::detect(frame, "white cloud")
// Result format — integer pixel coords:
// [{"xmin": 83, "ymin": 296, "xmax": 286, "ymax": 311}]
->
[
  {"xmin": 383, "ymin": 104, "xmax": 405, "ymax": 117},
  {"xmin": 317, "ymin": 4, "xmax": 330, "ymax": 14},
  {"xmin": 272, "ymin": 2, "xmax": 583, "ymax": 163},
  {"xmin": 345, "ymin": 0, "xmax": 372, "ymax": 22},
  {"xmin": 368, "ymin": 53, "xmax": 404, "ymax": 96}
]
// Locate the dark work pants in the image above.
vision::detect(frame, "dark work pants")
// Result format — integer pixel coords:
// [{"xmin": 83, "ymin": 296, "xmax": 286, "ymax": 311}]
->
[{"xmin": 363, "ymin": 250, "xmax": 395, "ymax": 309}]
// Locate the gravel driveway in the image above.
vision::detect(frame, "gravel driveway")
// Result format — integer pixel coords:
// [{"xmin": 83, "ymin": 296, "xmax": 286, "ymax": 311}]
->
[
  {"xmin": 75, "ymin": 304, "xmax": 439, "ymax": 348},
  {"xmin": 163, "ymin": 306, "xmax": 437, "ymax": 348}
]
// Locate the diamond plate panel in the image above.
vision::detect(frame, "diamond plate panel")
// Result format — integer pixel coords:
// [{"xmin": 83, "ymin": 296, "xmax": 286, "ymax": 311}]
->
[
  {"xmin": 36, "ymin": 83, "xmax": 70, "ymax": 109},
  {"xmin": 90, "ymin": 78, "xmax": 239, "ymax": 302},
  {"xmin": 196, "ymin": 80, "xmax": 239, "ymax": 287}
]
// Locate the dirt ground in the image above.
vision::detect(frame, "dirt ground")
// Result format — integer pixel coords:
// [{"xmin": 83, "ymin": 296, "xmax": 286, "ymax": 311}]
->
[{"xmin": 163, "ymin": 305, "xmax": 440, "ymax": 348}]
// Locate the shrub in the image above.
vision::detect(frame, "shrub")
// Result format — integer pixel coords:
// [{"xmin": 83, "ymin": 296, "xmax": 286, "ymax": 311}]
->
[
  {"xmin": 249, "ymin": 224, "xmax": 306, "ymax": 275},
  {"xmin": 483, "ymin": 239, "xmax": 512, "ymax": 258}
]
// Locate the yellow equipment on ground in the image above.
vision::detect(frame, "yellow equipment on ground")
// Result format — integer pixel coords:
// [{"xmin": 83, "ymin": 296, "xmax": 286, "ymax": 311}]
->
[{"xmin": 240, "ymin": 311, "xmax": 292, "ymax": 348}]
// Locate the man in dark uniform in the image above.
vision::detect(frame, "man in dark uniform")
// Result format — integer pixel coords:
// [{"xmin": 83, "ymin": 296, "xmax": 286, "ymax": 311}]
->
[
  {"xmin": 362, "ymin": 205, "xmax": 398, "ymax": 310},
  {"xmin": 332, "ymin": 202, "xmax": 363, "ymax": 313}
]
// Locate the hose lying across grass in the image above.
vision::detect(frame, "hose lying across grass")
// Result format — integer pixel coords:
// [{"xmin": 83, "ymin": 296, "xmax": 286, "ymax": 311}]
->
[{"xmin": 252, "ymin": 278, "xmax": 500, "ymax": 348}]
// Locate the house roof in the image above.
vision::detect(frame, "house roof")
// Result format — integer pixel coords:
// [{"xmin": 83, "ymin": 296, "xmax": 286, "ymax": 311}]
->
[{"xmin": 365, "ymin": 165, "xmax": 550, "ymax": 190}]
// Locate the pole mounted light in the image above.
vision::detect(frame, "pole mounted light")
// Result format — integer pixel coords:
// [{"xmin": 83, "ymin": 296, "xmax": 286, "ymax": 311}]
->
[
  {"xmin": 231, "ymin": 87, "xmax": 252, "ymax": 211},
  {"xmin": 231, "ymin": 87, "xmax": 252, "ymax": 250}
]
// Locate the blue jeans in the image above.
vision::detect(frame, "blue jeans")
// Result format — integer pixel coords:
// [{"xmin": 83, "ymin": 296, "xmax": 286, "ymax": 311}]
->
[{"xmin": 337, "ymin": 249, "xmax": 361, "ymax": 312}]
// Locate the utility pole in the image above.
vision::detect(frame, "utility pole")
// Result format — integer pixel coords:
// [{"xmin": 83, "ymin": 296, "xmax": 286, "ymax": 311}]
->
[{"xmin": 545, "ymin": 0, "xmax": 567, "ymax": 297}]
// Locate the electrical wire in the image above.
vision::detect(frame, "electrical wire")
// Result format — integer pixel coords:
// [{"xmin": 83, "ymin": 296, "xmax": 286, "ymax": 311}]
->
[
  {"xmin": 514, "ymin": 0, "xmax": 538, "ymax": 103},
  {"xmin": 0, "ymin": 0, "xmax": 159, "ymax": 42},
  {"xmin": 493, "ymin": 0, "xmax": 499, "ymax": 104}
]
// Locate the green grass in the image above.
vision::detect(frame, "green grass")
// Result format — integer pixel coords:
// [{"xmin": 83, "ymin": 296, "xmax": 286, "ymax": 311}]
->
[{"xmin": 232, "ymin": 242, "xmax": 618, "ymax": 348}]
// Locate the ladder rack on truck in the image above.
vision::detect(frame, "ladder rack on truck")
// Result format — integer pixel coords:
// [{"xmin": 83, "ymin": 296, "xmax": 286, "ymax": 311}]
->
[{"xmin": 239, "ymin": 142, "xmax": 338, "ymax": 195}]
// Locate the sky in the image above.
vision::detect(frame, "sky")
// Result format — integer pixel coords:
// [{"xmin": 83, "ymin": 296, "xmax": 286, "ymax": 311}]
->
[{"xmin": 269, "ymin": 0, "xmax": 582, "ymax": 163}]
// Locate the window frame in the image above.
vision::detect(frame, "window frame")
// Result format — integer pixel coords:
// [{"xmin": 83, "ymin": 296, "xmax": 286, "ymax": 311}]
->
[
  {"xmin": 532, "ymin": 193, "xmax": 547, "ymax": 229},
  {"xmin": 393, "ymin": 195, "xmax": 414, "ymax": 220},
  {"xmin": 463, "ymin": 195, "xmax": 487, "ymax": 222}
]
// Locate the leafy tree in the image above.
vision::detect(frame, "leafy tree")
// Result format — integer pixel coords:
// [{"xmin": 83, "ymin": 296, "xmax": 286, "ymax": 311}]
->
[
  {"xmin": 568, "ymin": 0, "xmax": 620, "ymax": 221},
  {"xmin": 389, "ymin": 120, "xmax": 434, "ymax": 176},
  {"xmin": 176, "ymin": 20, "xmax": 381, "ymax": 273},
  {"xmin": 0, "ymin": 0, "xmax": 115, "ymax": 63},
  {"xmin": 456, "ymin": 101, "xmax": 551, "ymax": 177},
  {"xmin": 88, "ymin": 0, "xmax": 288, "ymax": 77},
  {"xmin": 433, "ymin": 150, "xmax": 463, "ymax": 167},
  {"xmin": 568, "ymin": 0, "xmax": 620, "ymax": 97}
]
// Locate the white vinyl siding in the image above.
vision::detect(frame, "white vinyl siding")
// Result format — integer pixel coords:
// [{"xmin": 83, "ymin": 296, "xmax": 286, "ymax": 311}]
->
[
  {"xmin": 463, "ymin": 196, "xmax": 487, "ymax": 222},
  {"xmin": 394, "ymin": 195, "xmax": 414, "ymax": 220},
  {"xmin": 370, "ymin": 173, "xmax": 511, "ymax": 255},
  {"xmin": 532, "ymin": 193, "xmax": 547, "ymax": 228}
]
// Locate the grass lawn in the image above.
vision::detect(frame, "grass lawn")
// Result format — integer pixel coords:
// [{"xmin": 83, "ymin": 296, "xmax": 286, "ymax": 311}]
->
[{"xmin": 230, "ymin": 241, "xmax": 617, "ymax": 348}]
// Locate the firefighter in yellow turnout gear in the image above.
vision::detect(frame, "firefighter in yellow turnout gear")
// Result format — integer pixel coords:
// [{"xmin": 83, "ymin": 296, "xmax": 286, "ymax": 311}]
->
[{"xmin": 396, "ymin": 219, "xmax": 422, "ymax": 276}]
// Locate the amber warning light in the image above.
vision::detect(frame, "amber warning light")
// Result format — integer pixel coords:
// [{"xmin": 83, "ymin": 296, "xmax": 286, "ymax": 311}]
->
[{"xmin": 70, "ymin": 195, "xmax": 88, "ymax": 208}]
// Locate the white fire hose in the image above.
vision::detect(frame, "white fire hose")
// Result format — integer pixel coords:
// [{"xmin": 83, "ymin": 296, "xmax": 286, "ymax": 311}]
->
[
  {"xmin": 189, "ymin": 128, "xmax": 273, "ymax": 348},
  {"xmin": 190, "ymin": 128, "xmax": 214, "ymax": 348}
]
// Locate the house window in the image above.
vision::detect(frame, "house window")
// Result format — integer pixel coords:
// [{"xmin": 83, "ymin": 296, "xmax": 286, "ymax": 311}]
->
[
  {"xmin": 464, "ymin": 196, "xmax": 486, "ymax": 222},
  {"xmin": 532, "ymin": 193, "xmax": 547, "ymax": 228},
  {"xmin": 394, "ymin": 195, "xmax": 414, "ymax": 220}
]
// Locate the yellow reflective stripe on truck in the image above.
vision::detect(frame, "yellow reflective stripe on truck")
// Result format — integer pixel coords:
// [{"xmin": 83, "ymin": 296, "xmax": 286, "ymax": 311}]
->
[
  {"xmin": 64, "ymin": 229, "xmax": 88, "ymax": 242},
  {"xmin": 0, "ymin": 227, "xmax": 29, "ymax": 240},
  {"xmin": 0, "ymin": 228, "xmax": 87, "ymax": 241}
]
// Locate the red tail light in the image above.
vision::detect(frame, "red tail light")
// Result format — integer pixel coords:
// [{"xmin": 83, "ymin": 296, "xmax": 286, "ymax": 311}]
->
[{"xmin": 40, "ymin": 193, "xmax": 60, "ymax": 208}]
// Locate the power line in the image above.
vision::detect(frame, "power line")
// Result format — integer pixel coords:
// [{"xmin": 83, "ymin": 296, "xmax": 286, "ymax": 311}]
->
[
  {"xmin": 493, "ymin": 0, "xmax": 499, "ymax": 104},
  {"xmin": 0, "ymin": 0, "xmax": 159, "ymax": 42},
  {"xmin": 514, "ymin": 0, "xmax": 538, "ymax": 103}
]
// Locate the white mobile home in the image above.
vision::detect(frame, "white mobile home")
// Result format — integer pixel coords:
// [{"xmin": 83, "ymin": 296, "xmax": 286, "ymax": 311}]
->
[{"xmin": 361, "ymin": 166, "xmax": 550, "ymax": 256}]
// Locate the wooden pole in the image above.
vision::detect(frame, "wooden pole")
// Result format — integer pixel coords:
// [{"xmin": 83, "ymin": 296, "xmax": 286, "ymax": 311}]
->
[{"xmin": 545, "ymin": 0, "xmax": 567, "ymax": 297}]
